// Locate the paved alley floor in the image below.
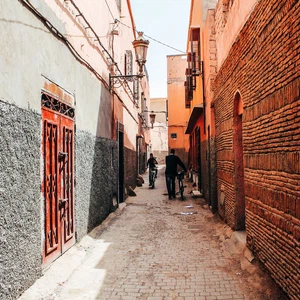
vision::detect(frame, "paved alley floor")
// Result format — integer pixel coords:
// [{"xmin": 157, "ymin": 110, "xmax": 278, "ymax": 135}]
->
[{"xmin": 18, "ymin": 166, "xmax": 285, "ymax": 300}]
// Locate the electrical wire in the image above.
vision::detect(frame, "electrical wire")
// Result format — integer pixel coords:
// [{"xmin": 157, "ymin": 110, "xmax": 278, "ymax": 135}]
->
[
  {"xmin": 116, "ymin": 19, "xmax": 186, "ymax": 54},
  {"xmin": 66, "ymin": 0, "xmax": 137, "ymax": 102},
  {"xmin": 19, "ymin": 0, "xmax": 138, "ymax": 124},
  {"xmin": 103, "ymin": 0, "xmax": 186, "ymax": 54},
  {"xmin": 104, "ymin": 0, "xmax": 115, "ymax": 21}
]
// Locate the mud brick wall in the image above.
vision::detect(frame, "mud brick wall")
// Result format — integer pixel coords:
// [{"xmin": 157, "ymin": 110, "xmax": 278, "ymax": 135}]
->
[
  {"xmin": 213, "ymin": 0, "xmax": 300, "ymax": 298},
  {"xmin": 200, "ymin": 140, "xmax": 209, "ymax": 199},
  {"xmin": 203, "ymin": 9, "xmax": 218, "ymax": 212}
]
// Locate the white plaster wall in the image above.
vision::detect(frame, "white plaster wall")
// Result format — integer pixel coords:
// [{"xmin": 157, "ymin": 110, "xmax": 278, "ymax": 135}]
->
[
  {"xmin": 150, "ymin": 123, "xmax": 168, "ymax": 152},
  {"xmin": 216, "ymin": 0, "xmax": 259, "ymax": 70},
  {"xmin": 0, "ymin": 0, "xmax": 104, "ymax": 136},
  {"xmin": 202, "ymin": 0, "xmax": 218, "ymax": 23},
  {"xmin": 150, "ymin": 98, "xmax": 168, "ymax": 124},
  {"xmin": 0, "ymin": 0, "xmax": 143, "ymax": 142},
  {"xmin": 149, "ymin": 98, "xmax": 168, "ymax": 155},
  {"xmin": 54, "ymin": 0, "xmax": 142, "ymax": 148},
  {"xmin": 140, "ymin": 73, "xmax": 151, "ymax": 145}
]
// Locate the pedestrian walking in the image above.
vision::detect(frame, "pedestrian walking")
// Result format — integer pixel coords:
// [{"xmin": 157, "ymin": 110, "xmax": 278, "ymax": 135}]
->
[{"xmin": 165, "ymin": 149, "xmax": 187, "ymax": 199}]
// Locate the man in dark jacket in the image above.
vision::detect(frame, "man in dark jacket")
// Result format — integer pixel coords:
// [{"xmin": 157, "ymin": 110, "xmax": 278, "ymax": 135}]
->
[{"xmin": 165, "ymin": 149, "xmax": 187, "ymax": 199}]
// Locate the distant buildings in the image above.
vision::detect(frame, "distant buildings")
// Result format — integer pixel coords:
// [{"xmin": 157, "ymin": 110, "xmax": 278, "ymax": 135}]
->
[
  {"xmin": 167, "ymin": 54, "xmax": 190, "ymax": 167},
  {"xmin": 149, "ymin": 98, "xmax": 168, "ymax": 164}
]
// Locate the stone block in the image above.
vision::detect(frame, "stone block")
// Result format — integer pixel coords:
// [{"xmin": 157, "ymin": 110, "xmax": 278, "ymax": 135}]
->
[{"xmin": 127, "ymin": 186, "xmax": 136, "ymax": 196}]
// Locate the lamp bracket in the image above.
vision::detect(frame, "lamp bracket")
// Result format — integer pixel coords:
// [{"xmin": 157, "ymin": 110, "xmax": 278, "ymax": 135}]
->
[
  {"xmin": 142, "ymin": 110, "xmax": 167, "ymax": 114},
  {"xmin": 109, "ymin": 73, "xmax": 144, "ymax": 90}
]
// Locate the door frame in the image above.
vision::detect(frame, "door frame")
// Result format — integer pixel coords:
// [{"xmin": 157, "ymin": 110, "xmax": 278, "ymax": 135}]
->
[
  {"xmin": 41, "ymin": 91, "xmax": 75, "ymax": 266},
  {"xmin": 117, "ymin": 121, "xmax": 124, "ymax": 203}
]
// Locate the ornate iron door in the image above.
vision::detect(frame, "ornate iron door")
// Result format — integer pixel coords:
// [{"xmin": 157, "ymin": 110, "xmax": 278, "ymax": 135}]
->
[
  {"xmin": 60, "ymin": 116, "xmax": 75, "ymax": 254},
  {"xmin": 42, "ymin": 96, "xmax": 75, "ymax": 266}
]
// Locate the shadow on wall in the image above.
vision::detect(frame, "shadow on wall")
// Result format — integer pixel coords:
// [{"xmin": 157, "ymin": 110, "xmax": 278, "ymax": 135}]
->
[
  {"xmin": 87, "ymin": 136, "xmax": 118, "ymax": 232},
  {"xmin": 87, "ymin": 86, "xmax": 119, "ymax": 232},
  {"xmin": 75, "ymin": 86, "xmax": 118, "ymax": 239}
]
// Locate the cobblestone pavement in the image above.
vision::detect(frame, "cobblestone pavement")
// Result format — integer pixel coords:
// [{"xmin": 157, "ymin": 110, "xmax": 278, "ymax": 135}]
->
[{"xmin": 19, "ymin": 166, "xmax": 285, "ymax": 300}]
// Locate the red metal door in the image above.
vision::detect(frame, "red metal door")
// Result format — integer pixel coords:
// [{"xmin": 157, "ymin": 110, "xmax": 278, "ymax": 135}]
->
[
  {"xmin": 42, "ymin": 107, "xmax": 75, "ymax": 266},
  {"xmin": 60, "ymin": 116, "xmax": 75, "ymax": 254}
]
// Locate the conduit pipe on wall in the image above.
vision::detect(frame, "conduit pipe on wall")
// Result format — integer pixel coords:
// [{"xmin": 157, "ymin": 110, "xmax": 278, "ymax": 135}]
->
[
  {"xmin": 19, "ymin": 0, "xmax": 138, "ymax": 124},
  {"xmin": 65, "ymin": 0, "xmax": 114, "ymax": 68},
  {"xmin": 20, "ymin": 0, "xmax": 108, "ymax": 86},
  {"xmin": 65, "ymin": 0, "xmax": 138, "ymax": 102}
]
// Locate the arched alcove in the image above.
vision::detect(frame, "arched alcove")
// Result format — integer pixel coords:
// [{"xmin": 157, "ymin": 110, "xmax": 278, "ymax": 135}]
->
[{"xmin": 233, "ymin": 91, "xmax": 245, "ymax": 230}]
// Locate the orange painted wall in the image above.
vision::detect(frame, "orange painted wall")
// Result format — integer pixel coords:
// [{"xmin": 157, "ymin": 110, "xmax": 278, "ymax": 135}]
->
[
  {"xmin": 167, "ymin": 54, "xmax": 190, "ymax": 158},
  {"xmin": 187, "ymin": 0, "xmax": 204, "ymax": 120}
]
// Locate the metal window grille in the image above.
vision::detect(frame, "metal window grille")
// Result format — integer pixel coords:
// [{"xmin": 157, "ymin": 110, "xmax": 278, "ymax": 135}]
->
[
  {"xmin": 184, "ymin": 81, "xmax": 192, "ymax": 108},
  {"xmin": 41, "ymin": 93, "xmax": 75, "ymax": 119},
  {"xmin": 125, "ymin": 50, "xmax": 133, "ymax": 77},
  {"xmin": 190, "ymin": 28, "xmax": 201, "ymax": 76}
]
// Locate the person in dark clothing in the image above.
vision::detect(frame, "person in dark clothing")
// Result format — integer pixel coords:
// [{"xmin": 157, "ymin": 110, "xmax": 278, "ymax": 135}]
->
[
  {"xmin": 147, "ymin": 153, "xmax": 158, "ymax": 185},
  {"xmin": 165, "ymin": 149, "xmax": 187, "ymax": 199}
]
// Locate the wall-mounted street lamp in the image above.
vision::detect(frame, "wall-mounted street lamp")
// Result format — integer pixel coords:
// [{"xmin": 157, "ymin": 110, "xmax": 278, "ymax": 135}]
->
[
  {"xmin": 109, "ymin": 32, "xmax": 149, "ymax": 90},
  {"xmin": 143, "ymin": 110, "xmax": 168, "ymax": 128},
  {"xmin": 149, "ymin": 113, "xmax": 156, "ymax": 128}
]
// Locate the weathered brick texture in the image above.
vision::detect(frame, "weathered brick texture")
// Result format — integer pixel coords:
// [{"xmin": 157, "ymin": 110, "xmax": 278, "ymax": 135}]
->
[
  {"xmin": 214, "ymin": 0, "xmax": 300, "ymax": 298},
  {"xmin": 124, "ymin": 147, "xmax": 137, "ymax": 193},
  {"xmin": 201, "ymin": 137, "xmax": 218, "ymax": 212}
]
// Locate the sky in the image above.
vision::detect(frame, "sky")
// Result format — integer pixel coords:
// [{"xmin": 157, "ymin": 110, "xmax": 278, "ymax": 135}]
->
[{"xmin": 130, "ymin": 0, "xmax": 191, "ymax": 98}]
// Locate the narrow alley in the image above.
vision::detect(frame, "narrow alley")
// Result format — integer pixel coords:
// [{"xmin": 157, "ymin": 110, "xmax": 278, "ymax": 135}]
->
[{"xmin": 19, "ymin": 166, "xmax": 285, "ymax": 300}]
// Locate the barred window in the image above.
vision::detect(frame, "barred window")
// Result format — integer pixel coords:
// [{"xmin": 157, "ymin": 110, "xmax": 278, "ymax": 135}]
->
[
  {"xmin": 190, "ymin": 28, "xmax": 201, "ymax": 76},
  {"xmin": 125, "ymin": 50, "xmax": 133, "ymax": 76}
]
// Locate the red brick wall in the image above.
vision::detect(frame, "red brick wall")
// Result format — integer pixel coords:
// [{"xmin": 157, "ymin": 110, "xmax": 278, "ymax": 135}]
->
[{"xmin": 213, "ymin": 0, "xmax": 300, "ymax": 298}]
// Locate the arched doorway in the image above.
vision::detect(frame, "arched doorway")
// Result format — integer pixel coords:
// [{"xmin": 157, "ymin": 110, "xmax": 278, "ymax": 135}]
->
[{"xmin": 233, "ymin": 92, "xmax": 245, "ymax": 230}]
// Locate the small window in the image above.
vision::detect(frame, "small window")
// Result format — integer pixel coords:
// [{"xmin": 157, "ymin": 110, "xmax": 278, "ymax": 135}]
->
[
  {"xmin": 116, "ymin": 0, "xmax": 121, "ymax": 12},
  {"xmin": 171, "ymin": 133, "xmax": 177, "ymax": 139}
]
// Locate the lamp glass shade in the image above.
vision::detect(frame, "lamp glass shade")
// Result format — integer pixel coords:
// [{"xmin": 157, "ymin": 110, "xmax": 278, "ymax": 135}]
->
[
  {"xmin": 132, "ymin": 32, "xmax": 149, "ymax": 65},
  {"xmin": 149, "ymin": 113, "xmax": 156, "ymax": 125}
]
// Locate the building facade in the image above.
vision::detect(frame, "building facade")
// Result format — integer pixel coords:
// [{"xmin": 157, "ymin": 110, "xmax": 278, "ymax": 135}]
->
[
  {"xmin": 185, "ymin": 0, "xmax": 300, "ymax": 298},
  {"xmin": 213, "ymin": 0, "xmax": 300, "ymax": 298},
  {"xmin": 167, "ymin": 54, "xmax": 190, "ymax": 167},
  {"xmin": 184, "ymin": 0, "xmax": 218, "ymax": 205},
  {"xmin": 149, "ymin": 97, "xmax": 168, "ymax": 164},
  {"xmin": 0, "ymin": 0, "xmax": 151, "ymax": 298}
]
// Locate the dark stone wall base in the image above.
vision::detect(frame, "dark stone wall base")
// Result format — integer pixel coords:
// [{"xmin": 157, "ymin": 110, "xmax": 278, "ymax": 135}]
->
[
  {"xmin": 75, "ymin": 130, "xmax": 118, "ymax": 239},
  {"xmin": 124, "ymin": 147, "xmax": 137, "ymax": 194},
  {"xmin": 0, "ymin": 100, "xmax": 41, "ymax": 300}
]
